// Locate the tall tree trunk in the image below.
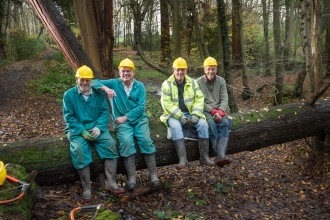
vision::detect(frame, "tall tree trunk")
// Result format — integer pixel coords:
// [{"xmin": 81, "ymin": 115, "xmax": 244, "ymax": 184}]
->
[
  {"xmin": 0, "ymin": 0, "xmax": 7, "ymax": 60},
  {"xmin": 309, "ymin": 0, "xmax": 323, "ymax": 97},
  {"xmin": 129, "ymin": 0, "xmax": 152, "ymax": 55},
  {"xmin": 160, "ymin": 0, "xmax": 170, "ymax": 65},
  {"xmin": 301, "ymin": 0, "xmax": 313, "ymax": 93},
  {"xmin": 185, "ymin": 3, "xmax": 193, "ymax": 57},
  {"xmin": 273, "ymin": 0, "xmax": 284, "ymax": 105},
  {"xmin": 320, "ymin": 0, "xmax": 330, "ymax": 34},
  {"xmin": 217, "ymin": 14, "xmax": 224, "ymax": 77},
  {"xmin": 217, "ymin": 0, "xmax": 238, "ymax": 113},
  {"xmin": 262, "ymin": 0, "xmax": 271, "ymax": 76},
  {"xmin": 231, "ymin": 0, "xmax": 241, "ymax": 69},
  {"xmin": 29, "ymin": 0, "xmax": 100, "ymax": 77},
  {"xmin": 325, "ymin": 23, "xmax": 330, "ymax": 78},
  {"xmin": 283, "ymin": 0, "xmax": 294, "ymax": 70},
  {"xmin": 189, "ymin": 0, "xmax": 209, "ymax": 61},
  {"xmin": 173, "ymin": 0, "xmax": 181, "ymax": 58},
  {"xmin": 74, "ymin": 1, "xmax": 115, "ymax": 79},
  {"xmin": 73, "ymin": 1, "xmax": 102, "ymax": 75},
  {"xmin": 233, "ymin": 0, "xmax": 251, "ymax": 100}
]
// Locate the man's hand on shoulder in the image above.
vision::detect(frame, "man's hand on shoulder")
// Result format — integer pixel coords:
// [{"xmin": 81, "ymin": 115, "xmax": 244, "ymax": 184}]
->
[{"xmin": 103, "ymin": 86, "xmax": 116, "ymax": 98}]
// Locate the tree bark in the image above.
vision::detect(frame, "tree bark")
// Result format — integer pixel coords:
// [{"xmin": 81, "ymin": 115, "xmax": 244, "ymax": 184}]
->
[
  {"xmin": 160, "ymin": 0, "xmax": 171, "ymax": 65},
  {"xmin": 217, "ymin": 0, "xmax": 238, "ymax": 113},
  {"xmin": 173, "ymin": 0, "xmax": 181, "ymax": 58},
  {"xmin": 1, "ymin": 100, "xmax": 330, "ymax": 186},
  {"xmin": 233, "ymin": 0, "xmax": 251, "ymax": 100},
  {"xmin": 188, "ymin": 0, "xmax": 209, "ymax": 61},
  {"xmin": 29, "ymin": 0, "xmax": 100, "ymax": 78},
  {"xmin": 262, "ymin": 0, "xmax": 271, "ymax": 76},
  {"xmin": 273, "ymin": 0, "xmax": 284, "ymax": 105},
  {"xmin": 301, "ymin": 0, "xmax": 313, "ymax": 93}
]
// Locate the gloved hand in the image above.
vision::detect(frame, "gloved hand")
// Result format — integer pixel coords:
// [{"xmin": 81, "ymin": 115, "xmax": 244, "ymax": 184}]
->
[
  {"xmin": 82, "ymin": 130, "xmax": 96, "ymax": 141},
  {"xmin": 88, "ymin": 127, "xmax": 101, "ymax": 139},
  {"xmin": 180, "ymin": 114, "xmax": 189, "ymax": 125},
  {"xmin": 190, "ymin": 114, "xmax": 199, "ymax": 124},
  {"xmin": 217, "ymin": 109, "xmax": 226, "ymax": 117},
  {"xmin": 210, "ymin": 108, "xmax": 218, "ymax": 116},
  {"xmin": 212, "ymin": 113, "xmax": 222, "ymax": 123}
]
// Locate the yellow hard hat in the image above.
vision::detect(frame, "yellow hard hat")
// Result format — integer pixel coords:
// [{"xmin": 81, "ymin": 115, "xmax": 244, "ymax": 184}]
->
[
  {"xmin": 0, "ymin": 161, "xmax": 6, "ymax": 186},
  {"xmin": 172, "ymin": 57, "xmax": 188, "ymax": 69},
  {"xmin": 75, "ymin": 65, "xmax": 94, "ymax": 78},
  {"xmin": 203, "ymin": 56, "xmax": 218, "ymax": 68},
  {"xmin": 118, "ymin": 58, "xmax": 135, "ymax": 70}
]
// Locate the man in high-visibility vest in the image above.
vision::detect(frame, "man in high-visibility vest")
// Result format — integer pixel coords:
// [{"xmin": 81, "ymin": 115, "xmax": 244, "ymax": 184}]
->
[{"xmin": 160, "ymin": 57, "xmax": 215, "ymax": 169}]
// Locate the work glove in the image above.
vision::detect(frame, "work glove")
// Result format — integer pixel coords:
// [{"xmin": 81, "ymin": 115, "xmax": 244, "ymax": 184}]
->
[
  {"xmin": 217, "ymin": 109, "xmax": 226, "ymax": 118},
  {"xmin": 212, "ymin": 113, "xmax": 222, "ymax": 123},
  {"xmin": 210, "ymin": 108, "xmax": 218, "ymax": 116},
  {"xmin": 88, "ymin": 127, "xmax": 101, "ymax": 139},
  {"xmin": 179, "ymin": 114, "xmax": 189, "ymax": 125},
  {"xmin": 81, "ymin": 130, "xmax": 96, "ymax": 141},
  {"xmin": 190, "ymin": 114, "xmax": 199, "ymax": 124}
]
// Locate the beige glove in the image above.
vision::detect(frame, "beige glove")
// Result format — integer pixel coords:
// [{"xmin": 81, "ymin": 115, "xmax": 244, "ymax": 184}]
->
[{"xmin": 88, "ymin": 127, "xmax": 101, "ymax": 139}]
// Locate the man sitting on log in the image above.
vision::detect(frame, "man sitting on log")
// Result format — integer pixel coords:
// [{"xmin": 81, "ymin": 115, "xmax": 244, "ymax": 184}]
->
[
  {"xmin": 62, "ymin": 65, "xmax": 125, "ymax": 202},
  {"xmin": 160, "ymin": 57, "xmax": 215, "ymax": 169},
  {"xmin": 196, "ymin": 57, "xmax": 231, "ymax": 167},
  {"xmin": 91, "ymin": 58, "xmax": 160, "ymax": 192}
]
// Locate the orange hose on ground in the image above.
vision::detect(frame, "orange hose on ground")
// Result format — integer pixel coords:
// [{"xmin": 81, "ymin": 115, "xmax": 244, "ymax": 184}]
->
[
  {"xmin": 0, "ymin": 192, "xmax": 24, "ymax": 204},
  {"xmin": 70, "ymin": 207, "xmax": 81, "ymax": 220}
]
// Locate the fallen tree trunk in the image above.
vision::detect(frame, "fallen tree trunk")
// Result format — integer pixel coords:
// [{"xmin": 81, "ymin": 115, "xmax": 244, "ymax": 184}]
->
[{"xmin": 1, "ymin": 99, "xmax": 329, "ymax": 185}]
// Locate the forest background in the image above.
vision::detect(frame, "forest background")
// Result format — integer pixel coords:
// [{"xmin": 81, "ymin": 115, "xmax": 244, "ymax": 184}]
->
[{"xmin": 0, "ymin": 0, "xmax": 330, "ymax": 219}]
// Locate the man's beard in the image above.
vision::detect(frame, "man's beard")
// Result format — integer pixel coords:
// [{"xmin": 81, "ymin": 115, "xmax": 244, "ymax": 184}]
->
[{"xmin": 79, "ymin": 84, "xmax": 91, "ymax": 94}]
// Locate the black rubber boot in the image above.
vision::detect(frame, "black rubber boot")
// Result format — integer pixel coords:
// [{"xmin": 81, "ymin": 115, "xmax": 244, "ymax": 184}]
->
[
  {"xmin": 173, "ymin": 138, "xmax": 188, "ymax": 169},
  {"xmin": 198, "ymin": 138, "xmax": 215, "ymax": 166},
  {"xmin": 77, "ymin": 166, "xmax": 92, "ymax": 202},
  {"xmin": 104, "ymin": 159, "xmax": 125, "ymax": 194},
  {"xmin": 123, "ymin": 154, "xmax": 137, "ymax": 192},
  {"xmin": 144, "ymin": 153, "xmax": 161, "ymax": 188}
]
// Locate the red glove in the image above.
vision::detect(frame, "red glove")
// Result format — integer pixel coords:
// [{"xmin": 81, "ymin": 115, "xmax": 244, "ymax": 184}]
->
[
  {"xmin": 210, "ymin": 108, "xmax": 218, "ymax": 116},
  {"xmin": 217, "ymin": 109, "xmax": 226, "ymax": 117},
  {"xmin": 212, "ymin": 113, "xmax": 222, "ymax": 123}
]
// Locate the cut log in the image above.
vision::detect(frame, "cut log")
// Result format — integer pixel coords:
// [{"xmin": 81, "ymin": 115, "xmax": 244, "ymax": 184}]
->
[{"xmin": 1, "ymin": 100, "xmax": 329, "ymax": 185}]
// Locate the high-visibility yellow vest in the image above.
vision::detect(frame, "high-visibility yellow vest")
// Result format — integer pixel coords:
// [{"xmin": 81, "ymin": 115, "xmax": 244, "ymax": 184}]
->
[{"xmin": 160, "ymin": 74, "xmax": 205, "ymax": 126}]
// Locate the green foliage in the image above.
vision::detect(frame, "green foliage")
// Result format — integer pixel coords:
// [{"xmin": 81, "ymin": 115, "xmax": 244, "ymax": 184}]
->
[
  {"xmin": 135, "ymin": 69, "xmax": 167, "ymax": 81},
  {"xmin": 152, "ymin": 210, "xmax": 172, "ymax": 219},
  {"xmin": 164, "ymin": 182, "xmax": 171, "ymax": 189},
  {"xmin": 215, "ymin": 178, "xmax": 235, "ymax": 194},
  {"xmin": 184, "ymin": 211, "xmax": 205, "ymax": 220},
  {"xmin": 107, "ymin": 194, "xmax": 119, "ymax": 203},
  {"xmin": 28, "ymin": 52, "xmax": 74, "ymax": 103},
  {"xmin": 187, "ymin": 190, "xmax": 195, "ymax": 199},
  {"xmin": 145, "ymin": 92, "xmax": 163, "ymax": 118},
  {"xmin": 6, "ymin": 29, "xmax": 46, "ymax": 61},
  {"xmin": 195, "ymin": 199, "xmax": 206, "ymax": 205}
]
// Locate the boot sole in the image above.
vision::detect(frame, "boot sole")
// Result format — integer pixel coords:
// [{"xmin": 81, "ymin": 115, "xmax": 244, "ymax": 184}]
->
[{"xmin": 215, "ymin": 159, "xmax": 231, "ymax": 167}]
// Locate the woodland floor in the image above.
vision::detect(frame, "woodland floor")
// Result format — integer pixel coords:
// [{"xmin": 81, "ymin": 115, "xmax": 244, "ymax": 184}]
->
[{"xmin": 0, "ymin": 47, "xmax": 330, "ymax": 220}]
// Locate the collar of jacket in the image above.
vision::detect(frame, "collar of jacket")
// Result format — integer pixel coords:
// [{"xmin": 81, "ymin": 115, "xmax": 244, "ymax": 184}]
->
[{"xmin": 204, "ymin": 74, "xmax": 216, "ymax": 83}]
